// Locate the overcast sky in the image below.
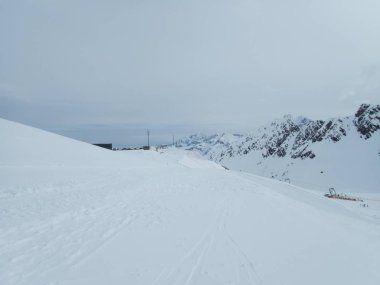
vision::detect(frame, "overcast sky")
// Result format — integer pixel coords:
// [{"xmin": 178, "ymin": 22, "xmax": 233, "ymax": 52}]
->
[{"xmin": 1, "ymin": 0, "xmax": 380, "ymax": 146}]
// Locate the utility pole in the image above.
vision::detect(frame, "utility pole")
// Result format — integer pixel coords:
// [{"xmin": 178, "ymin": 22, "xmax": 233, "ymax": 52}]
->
[
  {"xmin": 147, "ymin": 129, "xmax": 150, "ymax": 148},
  {"xmin": 172, "ymin": 135, "xmax": 175, "ymax": 147}
]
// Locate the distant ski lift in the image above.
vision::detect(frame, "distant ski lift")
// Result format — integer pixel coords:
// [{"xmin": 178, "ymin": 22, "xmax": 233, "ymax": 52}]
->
[
  {"xmin": 329, "ymin": 187, "xmax": 336, "ymax": 196},
  {"xmin": 324, "ymin": 187, "xmax": 363, "ymax": 202}
]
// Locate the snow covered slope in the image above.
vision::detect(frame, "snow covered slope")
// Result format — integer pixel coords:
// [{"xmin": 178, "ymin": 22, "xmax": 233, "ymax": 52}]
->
[
  {"xmin": 1, "ymin": 118, "xmax": 380, "ymax": 285},
  {"xmin": 177, "ymin": 104, "xmax": 380, "ymax": 192}
]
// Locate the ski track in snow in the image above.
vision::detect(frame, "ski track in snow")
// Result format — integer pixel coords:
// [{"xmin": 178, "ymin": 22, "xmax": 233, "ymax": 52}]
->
[
  {"xmin": 153, "ymin": 195, "xmax": 261, "ymax": 285},
  {"xmin": 2, "ymin": 162, "xmax": 380, "ymax": 285},
  {"xmin": 0, "ymin": 169, "xmax": 175, "ymax": 285}
]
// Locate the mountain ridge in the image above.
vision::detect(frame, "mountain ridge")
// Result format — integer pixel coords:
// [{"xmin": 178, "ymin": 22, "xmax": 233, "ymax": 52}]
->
[{"xmin": 177, "ymin": 104, "xmax": 380, "ymax": 192}]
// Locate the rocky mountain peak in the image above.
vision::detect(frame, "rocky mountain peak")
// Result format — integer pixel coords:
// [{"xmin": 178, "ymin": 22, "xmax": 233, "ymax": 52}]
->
[
  {"xmin": 177, "ymin": 104, "xmax": 380, "ymax": 162},
  {"xmin": 354, "ymin": 104, "xmax": 380, "ymax": 139}
]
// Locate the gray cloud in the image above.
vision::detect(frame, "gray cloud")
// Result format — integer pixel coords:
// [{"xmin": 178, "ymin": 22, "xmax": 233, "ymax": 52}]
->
[{"xmin": 1, "ymin": 0, "xmax": 380, "ymax": 146}]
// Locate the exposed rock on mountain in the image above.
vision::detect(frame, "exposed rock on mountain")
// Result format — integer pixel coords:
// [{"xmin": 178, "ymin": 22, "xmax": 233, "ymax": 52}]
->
[
  {"xmin": 177, "ymin": 104, "xmax": 380, "ymax": 192},
  {"xmin": 178, "ymin": 104, "xmax": 379, "ymax": 162},
  {"xmin": 354, "ymin": 104, "xmax": 380, "ymax": 139}
]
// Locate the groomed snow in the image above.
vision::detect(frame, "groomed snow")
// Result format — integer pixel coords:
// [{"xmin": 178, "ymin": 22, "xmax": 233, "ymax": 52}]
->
[{"xmin": 1, "ymin": 118, "xmax": 380, "ymax": 285}]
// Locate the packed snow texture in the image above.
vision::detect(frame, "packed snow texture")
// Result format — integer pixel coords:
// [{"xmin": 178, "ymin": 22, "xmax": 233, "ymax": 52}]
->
[
  {"xmin": 177, "ymin": 104, "xmax": 380, "ymax": 192},
  {"xmin": 1, "ymin": 118, "xmax": 380, "ymax": 285}
]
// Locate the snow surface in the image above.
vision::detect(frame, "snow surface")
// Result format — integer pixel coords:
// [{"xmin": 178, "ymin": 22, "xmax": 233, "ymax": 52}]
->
[
  {"xmin": 222, "ymin": 128, "xmax": 380, "ymax": 193},
  {"xmin": 1, "ymin": 118, "xmax": 380, "ymax": 285}
]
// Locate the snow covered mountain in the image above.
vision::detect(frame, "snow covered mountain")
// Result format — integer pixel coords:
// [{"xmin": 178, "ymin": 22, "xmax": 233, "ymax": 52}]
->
[
  {"xmin": 177, "ymin": 104, "xmax": 380, "ymax": 192},
  {"xmin": 1, "ymin": 118, "xmax": 380, "ymax": 285}
]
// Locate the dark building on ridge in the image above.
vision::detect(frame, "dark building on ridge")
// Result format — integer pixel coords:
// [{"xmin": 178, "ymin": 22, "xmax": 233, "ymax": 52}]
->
[{"xmin": 93, "ymin": 143, "xmax": 113, "ymax": 150}]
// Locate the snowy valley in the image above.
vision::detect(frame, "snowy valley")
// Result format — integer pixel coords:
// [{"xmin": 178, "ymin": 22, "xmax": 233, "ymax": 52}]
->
[
  {"xmin": 177, "ymin": 104, "xmax": 380, "ymax": 193},
  {"xmin": 1, "ymin": 117, "xmax": 380, "ymax": 285}
]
